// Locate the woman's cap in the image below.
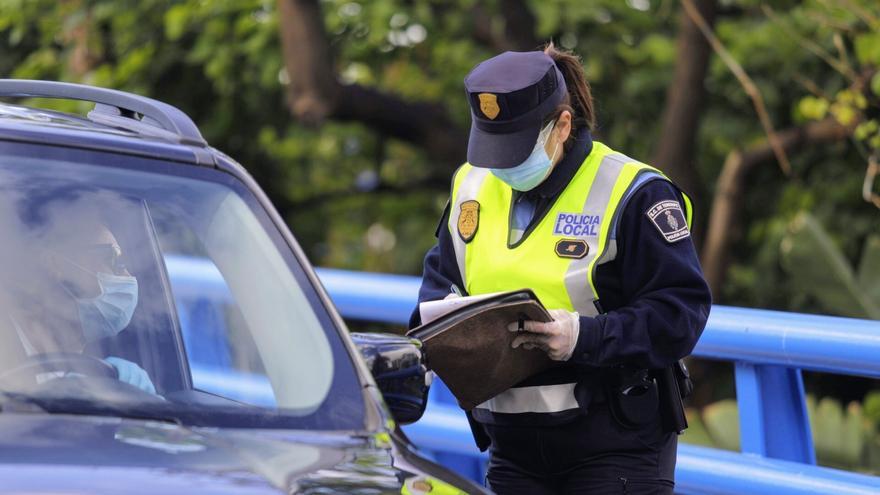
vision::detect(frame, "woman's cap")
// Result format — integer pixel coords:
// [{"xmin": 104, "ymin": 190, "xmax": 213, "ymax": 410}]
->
[{"xmin": 464, "ymin": 51, "xmax": 567, "ymax": 169}]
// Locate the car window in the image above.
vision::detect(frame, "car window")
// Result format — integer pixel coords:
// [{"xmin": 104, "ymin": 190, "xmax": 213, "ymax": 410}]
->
[
  {"xmin": 164, "ymin": 254, "xmax": 276, "ymax": 407},
  {"xmin": 0, "ymin": 141, "xmax": 365, "ymax": 429}
]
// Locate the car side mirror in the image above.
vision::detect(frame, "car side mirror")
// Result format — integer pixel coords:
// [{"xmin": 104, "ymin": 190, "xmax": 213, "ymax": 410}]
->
[{"xmin": 351, "ymin": 332, "xmax": 431, "ymax": 425}]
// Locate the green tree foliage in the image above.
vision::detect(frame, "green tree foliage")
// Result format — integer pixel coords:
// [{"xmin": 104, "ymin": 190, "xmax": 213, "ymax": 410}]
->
[
  {"xmin": 699, "ymin": 1, "xmax": 880, "ymax": 310},
  {"xmin": 2, "ymin": 0, "xmax": 879, "ymax": 474},
  {"xmin": 0, "ymin": 0, "xmax": 877, "ymax": 305},
  {"xmin": 683, "ymin": 395, "xmax": 880, "ymax": 474},
  {"xmin": 780, "ymin": 213, "xmax": 880, "ymax": 319},
  {"xmin": 0, "ymin": 0, "xmax": 679, "ymax": 275}
]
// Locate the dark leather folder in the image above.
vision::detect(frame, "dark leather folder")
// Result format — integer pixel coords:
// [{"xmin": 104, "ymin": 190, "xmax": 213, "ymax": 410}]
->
[{"xmin": 406, "ymin": 289, "xmax": 555, "ymax": 410}]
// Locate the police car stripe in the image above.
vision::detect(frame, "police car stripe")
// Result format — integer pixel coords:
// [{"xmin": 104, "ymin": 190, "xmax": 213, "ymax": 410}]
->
[
  {"xmin": 564, "ymin": 153, "xmax": 628, "ymax": 317},
  {"xmin": 450, "ymin": 166, "xmax": 489, "ymax": 288},
  {"xmin": 474, "ymin": 382, "xmax": 579, "ymax": 414}
]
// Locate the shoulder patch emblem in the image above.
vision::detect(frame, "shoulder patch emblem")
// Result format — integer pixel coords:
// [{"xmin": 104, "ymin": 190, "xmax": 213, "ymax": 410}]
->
[
  {"xmin": 478, "ymin": 93, "xmax": 500, "ymax": 120},
  {"xmin": 646, "ymin": 200, "xmax": 690, "ymax": 243},
  {"xmin": 458, "ymin": 200, "xmax": 480, "ymax": 242},
  {"xmin": 555, "ymin": 239, "xmax": 589, "ymax": 259}
]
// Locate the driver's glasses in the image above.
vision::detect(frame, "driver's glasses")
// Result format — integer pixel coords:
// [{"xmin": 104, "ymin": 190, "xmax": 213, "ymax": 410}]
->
[
  {"xmin": 58, "ymin": 243, "xmax": 129, "ymax": 282},
  {"xmin": 78, "ymin": 243, "xmax": 128, "ymax": 276}
]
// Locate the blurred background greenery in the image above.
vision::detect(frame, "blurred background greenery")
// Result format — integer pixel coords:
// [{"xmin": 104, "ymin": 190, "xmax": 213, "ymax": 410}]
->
[{"xmin": 1, "ymin": 0, "xmax": 878, "ymax": 472}]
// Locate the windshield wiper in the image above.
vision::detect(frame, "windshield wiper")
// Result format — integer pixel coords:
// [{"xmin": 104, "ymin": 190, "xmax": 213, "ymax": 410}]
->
[
  {"xmin": 0, "ymin": 391, "xmax": 183, "ymax": 426},
  {"xmin": 0, "ymin": 391, "xmax": 49, "ymax": 413},
  {"xmin": 42, "ymin": 399, "xmax": 185, "ymax": 426}
]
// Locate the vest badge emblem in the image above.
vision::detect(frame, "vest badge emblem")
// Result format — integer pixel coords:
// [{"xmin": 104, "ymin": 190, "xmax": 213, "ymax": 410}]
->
[
  {"xmin": 555, "ymin": 239, "xmax": 589, "ymax": 259},
  {"xmin": 458, "ymin": 200, "xmax": 480, "ymax": 242}
]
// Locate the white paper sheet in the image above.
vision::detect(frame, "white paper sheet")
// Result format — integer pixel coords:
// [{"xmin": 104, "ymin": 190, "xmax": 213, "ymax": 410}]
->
[{"xmin": 418, "ymin": 291, "xmax": 508, "ymax": 324}]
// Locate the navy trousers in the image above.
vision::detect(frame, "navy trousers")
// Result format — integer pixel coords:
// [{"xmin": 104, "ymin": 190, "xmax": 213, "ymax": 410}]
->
[{"xmin": 483, "ymin": 400, "xmax": 676, "ymax": 494}]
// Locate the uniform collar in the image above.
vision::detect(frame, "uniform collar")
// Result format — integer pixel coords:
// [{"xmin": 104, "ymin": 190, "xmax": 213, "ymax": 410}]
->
[{"xmin": 524, "ymin": 127, "xmax": 593, "ymax": 199}]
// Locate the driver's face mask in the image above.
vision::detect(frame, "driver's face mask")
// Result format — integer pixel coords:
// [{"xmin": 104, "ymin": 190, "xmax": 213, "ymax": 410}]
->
[
  {"xmin": 59, "ymin": 257, "xmax": 139, "ymax": 343},
  {"xmin": 76, "ymin": 272, "xmax": 139, "ymax": 343}
]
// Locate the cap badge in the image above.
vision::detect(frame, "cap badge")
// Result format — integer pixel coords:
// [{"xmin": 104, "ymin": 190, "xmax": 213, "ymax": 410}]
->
[
  {"xmin": 458, "ymin": 200, "xmax": 480, "ymax": 242},
  {"xmin": 478, "ymin": 93, "xmax": 500, "ymax": 120}
]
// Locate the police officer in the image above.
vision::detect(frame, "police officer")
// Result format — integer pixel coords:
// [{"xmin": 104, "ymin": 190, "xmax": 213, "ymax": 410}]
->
[{"xmin": 410, "ymin": 44, "xmax": 711, "ymax": 494}]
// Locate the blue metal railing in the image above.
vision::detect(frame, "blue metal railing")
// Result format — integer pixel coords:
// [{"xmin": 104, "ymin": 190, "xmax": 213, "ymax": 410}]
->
[{"xmin": 316, "ymin": 267, "xmax": 880, "ymax": 495}]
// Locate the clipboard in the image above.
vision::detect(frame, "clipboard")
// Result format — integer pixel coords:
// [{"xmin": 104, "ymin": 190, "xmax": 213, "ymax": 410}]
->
[{"xmin": 406, "ymin": 289, "xmax": 555, "ymax": 410}]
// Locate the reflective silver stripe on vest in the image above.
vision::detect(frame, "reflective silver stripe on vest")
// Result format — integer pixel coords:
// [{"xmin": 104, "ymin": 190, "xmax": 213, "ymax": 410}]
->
[
  {"xmin": 564, "ymin": 153, "xmax": 629, "ymax": 317},
  {"xmin": 450, "ymin": 167, "xmax": 490, "ymax": 285},
  {"xmin": 593, "ymin": 171, "xmax": 663, "ymax": 267},
  {"xmin": 474, "ymin": 383, "xmax": 579, "ymax": 414},
  {"xmin": 596, "ymin": 239, "xmax": 617, "ymax": 266}
]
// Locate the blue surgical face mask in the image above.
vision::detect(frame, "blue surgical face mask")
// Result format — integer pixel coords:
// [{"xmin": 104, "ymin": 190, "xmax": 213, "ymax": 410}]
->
[
  {"xmin": 491, "ymin": 120, "xmax": 560, "ymax": 191},
  {"xmin": 73, "ymin": 272, "xmax": 139, "ymax": 343}
]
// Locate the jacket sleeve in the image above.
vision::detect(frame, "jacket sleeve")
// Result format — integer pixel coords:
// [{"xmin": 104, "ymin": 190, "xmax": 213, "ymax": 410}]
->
[
  {"xmin": 408, "ymin": 202, "xmax": 465, "ymax": 329},
  {"xmin": 569, "ymin": 179, "xmax": 712, "ymax": 369}
]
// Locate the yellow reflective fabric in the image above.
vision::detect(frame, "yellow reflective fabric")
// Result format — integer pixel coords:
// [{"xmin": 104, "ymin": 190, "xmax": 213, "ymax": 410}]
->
[
  {"xmin": 464, "ymin": 153, "xmax": 600, "ymax": 311},
  {"xmin": 448, "ymin": 165, "xmax": 490, "ymax": 285},
  {"xmin": 450, "ymin": 163, "xmax": 471, "ymax": 198},
  {"xmin": 448, "ymin": 142, "xmax": 667, "ymax": 312},
  {"xmin": 401, "ymin": 476, "xmax": 469, "ymax": 495},
  {"xmin": 580, "ymin": 155, "xmax": 649, "ymax": 301},
  {"xmin": 681, "ymin": 190, "xmax": 694, "ymax": 228}
]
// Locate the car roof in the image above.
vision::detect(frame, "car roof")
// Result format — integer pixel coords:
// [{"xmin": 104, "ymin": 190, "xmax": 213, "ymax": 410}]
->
[{"xmin": 0, "ymin": 80, "xmax": 216, "ymax": 166}]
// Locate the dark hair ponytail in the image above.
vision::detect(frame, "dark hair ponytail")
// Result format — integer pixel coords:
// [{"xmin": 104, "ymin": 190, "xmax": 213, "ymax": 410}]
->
[{"xmin": 544, "ymin": 42, "xmax": 596, "ymax": 139}]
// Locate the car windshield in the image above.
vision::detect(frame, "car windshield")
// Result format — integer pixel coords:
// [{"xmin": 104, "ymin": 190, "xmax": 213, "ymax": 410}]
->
[{"xmin": 0, "ymin": 141, "xmax": 365, "ymax": 429}]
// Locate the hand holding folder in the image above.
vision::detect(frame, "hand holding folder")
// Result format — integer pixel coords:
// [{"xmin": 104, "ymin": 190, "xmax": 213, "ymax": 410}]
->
[{"xmin": 407, "ymin": 289, "xmax": 555, "ymax": 410}]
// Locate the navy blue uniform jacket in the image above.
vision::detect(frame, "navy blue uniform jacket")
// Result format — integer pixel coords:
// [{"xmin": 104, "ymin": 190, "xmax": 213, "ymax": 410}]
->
[{"xmin": 409, "ymin": 129, "xmax": 712, "ymax": 449}]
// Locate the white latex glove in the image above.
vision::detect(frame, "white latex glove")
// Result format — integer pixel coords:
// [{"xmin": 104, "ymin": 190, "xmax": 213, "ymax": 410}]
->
[
  {"xmin": 508, "ymin": 309, "xmax": 580, "ymax": 361},
  {"xmin": 104, "ymin": 356, "xmax": 157, "ymax": 394},
  {"xmin": 443, "ymin": 292, "xmax": 461, "ymax": 300}
]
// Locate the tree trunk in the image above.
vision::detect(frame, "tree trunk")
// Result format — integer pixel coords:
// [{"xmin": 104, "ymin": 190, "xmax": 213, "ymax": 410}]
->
[
  {"xmin": 276, "ymin": 0, "xmax": 467, "ymax": 172},
  {"xmin": 652, "ymin": 0, "xmax": 717, "ymax": 242},
  {"xmin": 276, "ymin": 0, "xmax": 340, "ymax": 123},
  {"xmin": 701, "ymin": 117, "xmax": 853, "ymax": 297}
]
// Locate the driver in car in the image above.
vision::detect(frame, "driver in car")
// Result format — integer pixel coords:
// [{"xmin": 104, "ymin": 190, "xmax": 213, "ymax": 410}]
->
[{"xmin": 1, "ymin": 216, "xmax": 156, "ymax": 394}]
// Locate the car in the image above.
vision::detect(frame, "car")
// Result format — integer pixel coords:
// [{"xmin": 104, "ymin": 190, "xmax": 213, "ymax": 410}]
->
[{"xmin": 0, "ymin": 79, "xmax": 485, "ymax": 494}]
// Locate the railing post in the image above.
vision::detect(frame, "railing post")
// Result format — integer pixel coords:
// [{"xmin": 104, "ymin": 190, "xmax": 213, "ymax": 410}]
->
[{"xmin": 735, "ymin": 362, "xmax": 816, "ymax": 464}]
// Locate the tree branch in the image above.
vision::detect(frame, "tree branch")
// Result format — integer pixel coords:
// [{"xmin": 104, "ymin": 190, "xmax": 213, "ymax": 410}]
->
[
  {"xmin": 277, "ymin": 0, "xmax": 467, "ymax": 171},
  {"xmin": 333, "ymin": 84, "xmax": 467, "ymax": 168},
  {"xmin": 682, "ymin": 0, "xmax": 793, "ymax": 177},
  {"xmin": 864, "ymin": 153, "xmax": 880, "ymax": 209},
  {"xmin": 762, "ymin": 5, "xmax": 858, "ymax": 83},
  {"xmin": 471, "ymin": 0, "xmax": 541, "ymax": 52},
  {"xmin": 499, "ymin": 0, "xmax": 541, "ymax": 51},
  {"xmin": 276, "ymin": 0, "xmax": 340, "ymax": 122},
  {"xmin": 826, "ymin": 0, "xmax": 879, "ymax": 29},
  {"xmin": 700, "ymin": 117, "xmax": 854, "ymax": 296},
  {"xmin": 64, "ymin": 5, "xmax": 98, "ymax": 77},
  {"xmin": 282, "ymin": 176, "xmax": 450, "ymax": 213}
]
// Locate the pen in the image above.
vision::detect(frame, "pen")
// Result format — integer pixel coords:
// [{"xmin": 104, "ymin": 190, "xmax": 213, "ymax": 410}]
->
[{"xmin": 450, "ymin": 284, "xmax": 464, "ymax": 297}]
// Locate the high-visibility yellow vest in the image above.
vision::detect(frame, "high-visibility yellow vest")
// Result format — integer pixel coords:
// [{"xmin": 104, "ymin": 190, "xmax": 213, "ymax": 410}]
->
[
  {"xmin": 447, "ymin": 142, "xmax": 692, "ymax": 418},
  {"xmin": 449, "ymin": 141, "xmax": 692, "ymax": 316}
]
